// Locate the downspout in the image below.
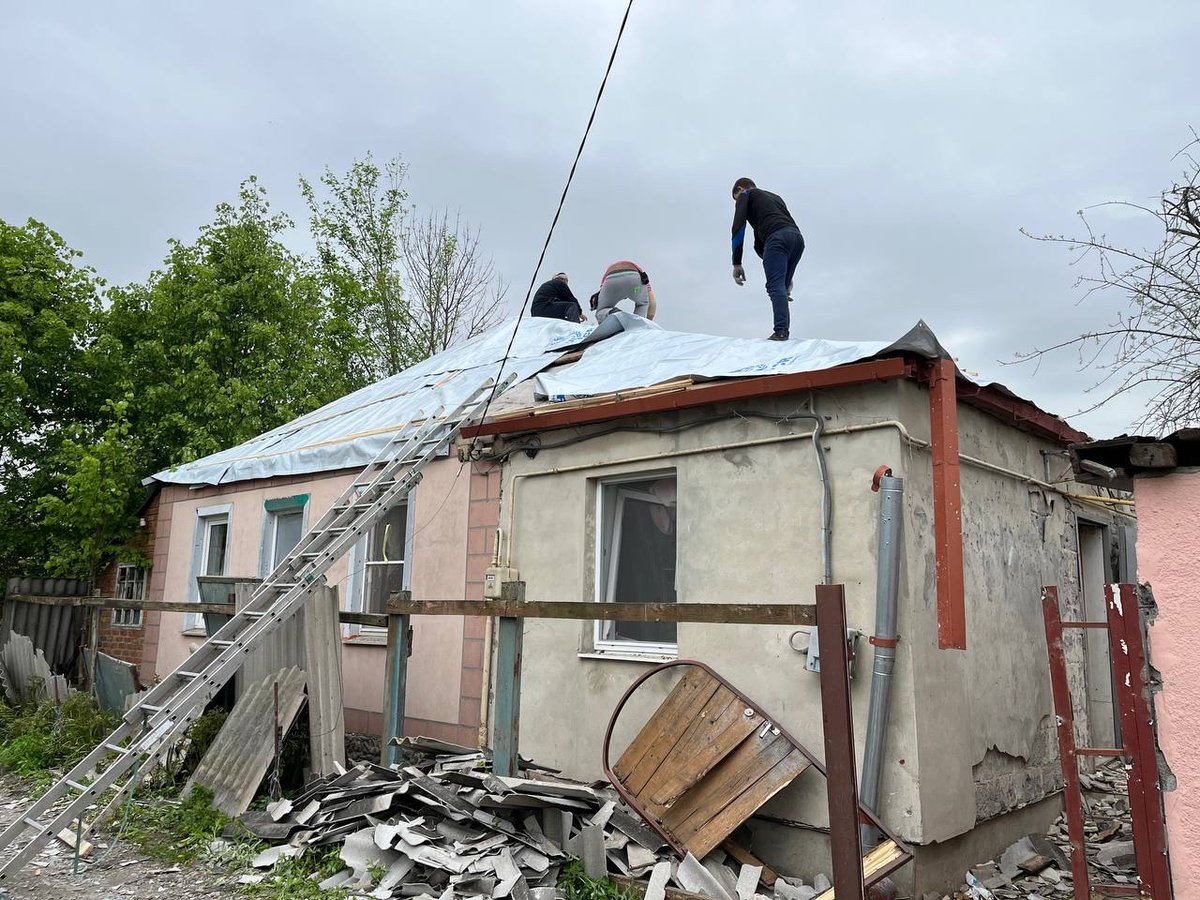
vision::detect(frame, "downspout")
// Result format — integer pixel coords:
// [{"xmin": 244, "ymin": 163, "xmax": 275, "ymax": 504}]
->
[{"xmin": 859, "ymin": 465, "xmax": 903, "ymax": 849}]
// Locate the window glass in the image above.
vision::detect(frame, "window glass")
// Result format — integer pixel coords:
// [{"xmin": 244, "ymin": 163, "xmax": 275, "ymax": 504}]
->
[
  {"xmin": 272, "ymin": 510, "xmax": 304, "ymax": 568},
  {"xmin": 364, "ymin": 505, "xmax": 407, "ymax": 615}
]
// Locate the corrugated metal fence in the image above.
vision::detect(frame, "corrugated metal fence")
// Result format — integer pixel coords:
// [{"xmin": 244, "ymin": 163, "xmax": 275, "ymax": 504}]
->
[{"xmin": 0, "ymin": 577, "xmax": 90, "ymax": 675}]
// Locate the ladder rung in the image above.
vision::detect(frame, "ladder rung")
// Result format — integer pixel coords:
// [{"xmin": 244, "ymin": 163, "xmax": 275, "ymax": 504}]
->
[
  {"xmin": 103, "ymin": 743, "xmax": 127, "ymax": 753},
  {"xmin": 211, "ymin": 639, "xmax": 235, "ymax": 647},
  {"xmin": 23, "ymin": 817, "xmax": 44, "ymax": 830},
  {"xmin": 177, "ymin": 670, "xmax": 201, "ymax": 679},
  {"xmin": 1062, "ymin": 621, "xmax": 1108, "ymax": 629},
  {"xmin": 66, "ymin": 780, "xmax": 88, "ymax": 792},
  {"xmin": 140, "ymin": 704, "xmax": 165, "ymax": 713},
  {"xmin": 241, "ymin": 611, "xmax": 266, "ymax": 619}
]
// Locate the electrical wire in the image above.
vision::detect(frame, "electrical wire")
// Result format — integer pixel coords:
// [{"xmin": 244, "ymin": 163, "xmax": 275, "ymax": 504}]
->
[{"xmin": 471, "ymin": 0, "xmax": 636, "ymax": 451}]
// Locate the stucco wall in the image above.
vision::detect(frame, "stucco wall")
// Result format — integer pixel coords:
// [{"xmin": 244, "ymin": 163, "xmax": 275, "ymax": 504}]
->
[
  {"xmin": 151, "ymin": 458, "xmax": 470, "ymax": 732},
  {"xmin": 1134, "ymin": 472, "xmax": 1200, "ymax": 897},
  {"xmin": 499, "ymin": 377, "xmax": 1126, "ymax": 885}
]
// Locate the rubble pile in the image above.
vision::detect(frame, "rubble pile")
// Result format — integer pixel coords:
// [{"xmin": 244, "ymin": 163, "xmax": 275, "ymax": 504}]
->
[
  {"xmin": 231, "ymin": 738, "xmax": 831, "ymax": 900},
  {"xmin": 943, "ymin": 762, "xmax": 1137, "ymax": 900}
]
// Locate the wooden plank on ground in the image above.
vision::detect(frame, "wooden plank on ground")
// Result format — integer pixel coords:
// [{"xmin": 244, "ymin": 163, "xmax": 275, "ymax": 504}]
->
[
  {"xmin": 813, "ymin": 839, "xmax": 905, "ymax": 899},
  {"xmin": 614, "ymin": 667, "xmax": 715, "ymax": 782},
  {"xmin": 661, "ymin": 732, "xmax": 797, "ymax": 836},
  {"xmin": 721, "ymin": 841, "xmax": 778, "ymax": 887},
  {"xmin": 619, "ymin": 675, "xmax": 723, "ymax": 796},
  {"xmin": 645, "ymin": 694, "xmax": 762, "ymax": 808},
  {"xmin": 679, "ymin": 748, "xmax": 811, "ymax": 858}
]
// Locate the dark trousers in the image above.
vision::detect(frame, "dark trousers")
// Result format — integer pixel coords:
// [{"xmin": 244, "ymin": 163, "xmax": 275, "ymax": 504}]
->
[{"xmin": 762, "ymin": 227, "xmax": 805, "ymax": 336}]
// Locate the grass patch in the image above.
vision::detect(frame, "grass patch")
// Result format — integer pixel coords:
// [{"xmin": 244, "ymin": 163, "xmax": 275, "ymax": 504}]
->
[
  {"xmin": 241, "ymin": 846, "xmax": 350, "ymax": 899},
  {"xmin": 559, "ymin": 858, "xmax": 642, "ymax": 900},
  {"xmin": 123, "ymin": 784, "xmax": 234, "ymax": 863},
  {"xmin": 0, "ymin": 692, "xmax": 115, "ymax": 790}
]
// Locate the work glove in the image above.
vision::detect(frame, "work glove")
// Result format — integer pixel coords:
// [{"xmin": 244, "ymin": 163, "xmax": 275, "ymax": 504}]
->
[{"xmin": 732, "ymin": 265, "xmax": 746, "ymax": 286}]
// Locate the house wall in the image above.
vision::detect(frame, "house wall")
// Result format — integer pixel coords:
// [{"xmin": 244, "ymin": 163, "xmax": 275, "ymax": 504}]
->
[
  {"xmin": 1132, "ymin": 471, "xmax": 1200, "ymax": 896},
  {"xmin": 147, "ymin": 458, "xmax": 474, "ymax": 740},
  {"xmin": 498, "ymin": 377, "xmax": 1127, "ymax": 889},
  {"xmin": 94, "ymin": 491, "xmax": 161, "ymax": 677},
  {"xmin": 500, "ymin": 381, "xmax": 919, "ymax": 875},
  {"xmin": 893, "ymin": 379, "xmax": 1128, "ymax": 887}
]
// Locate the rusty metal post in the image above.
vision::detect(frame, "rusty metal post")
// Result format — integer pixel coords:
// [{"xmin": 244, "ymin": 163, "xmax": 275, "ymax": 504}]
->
[
  {"xmin": 928, "ymin": 358, "xmax": 966, "ymax": 650},
  {"xmin": 382, "ymin": 590, "xmax": 412, "ymax": 767},
  {"xmin": 492, "ymin": 582, "xmax": 525, "ymax": 777},
  {"xmin": 815, "ymin": 584, "xmax": 864, "ymax": 900},
  {"xmin": 1106, "ymin": 584, "xmax": 1172, "ymax": 900},
  {"xmin": 1041, "ymin": 587, "xmax": 1091, "ymax": 899}
]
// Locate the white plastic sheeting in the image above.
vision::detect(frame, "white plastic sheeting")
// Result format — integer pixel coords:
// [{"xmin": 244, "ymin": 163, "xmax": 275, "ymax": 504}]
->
[
  {"xmin": 533, "ymin": 313, "xmax": 891, "ymax": 398},
  {"xmin": 152, "ymin": 313, "xmax": 908, "ymax": 487},
  {"xmin": 152, "ymin": 318, "xmax": 588, "ymax": 486}
]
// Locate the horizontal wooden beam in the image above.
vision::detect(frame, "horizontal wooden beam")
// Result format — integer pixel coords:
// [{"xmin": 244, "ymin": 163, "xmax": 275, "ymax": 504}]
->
[
  {"xmin": 4, "ymin": 593, "xmax": 388, "ymax": 629},
  {"xmin": 388, "ymin": 597, "xmax": 816, "ymax": 626}
]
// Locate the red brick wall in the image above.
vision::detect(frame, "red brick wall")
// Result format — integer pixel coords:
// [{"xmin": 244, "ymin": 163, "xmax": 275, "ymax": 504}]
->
[{"xmin": 93, "ymin": 492, "xmax": 163, "ymax": 681}]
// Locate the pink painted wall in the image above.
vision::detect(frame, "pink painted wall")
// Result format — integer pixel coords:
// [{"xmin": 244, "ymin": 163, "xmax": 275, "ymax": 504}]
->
[
  {"xmin": 1134, "ymin": 472, "xmax": 1200, "ymax": 897},
  {"xmin": 153, "ymin": 457, "xmax": 470, "ymax": 731}
]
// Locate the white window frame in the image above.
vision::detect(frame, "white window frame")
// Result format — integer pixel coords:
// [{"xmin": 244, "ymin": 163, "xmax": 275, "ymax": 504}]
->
[
  {"xmin": 259, "ymin": 499, "xmax": 309, "ymax": 579},
  {"xmin": 344, "ymin": 500, "xmax": 414, "ymax": 641},
  {"xmin": 112, "ymin": 564, "xmax": 146, "ymax": 627},
  {"xmin": 186, "ymin": 504, "xmax": 232, "ymax": 634},
  {"xmin": 591, "ymin": 472, "xmax": 678, "ymax": 659}
]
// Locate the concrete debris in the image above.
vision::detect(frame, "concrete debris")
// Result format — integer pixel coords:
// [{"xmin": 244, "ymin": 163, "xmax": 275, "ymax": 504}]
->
[
  {"xmin": 956, "ymin": 760, "xmax": 1139, "ymax": 900},
  {"xmin": 236, "ymin": 740, "xmax": 687, "ymax": 899}
]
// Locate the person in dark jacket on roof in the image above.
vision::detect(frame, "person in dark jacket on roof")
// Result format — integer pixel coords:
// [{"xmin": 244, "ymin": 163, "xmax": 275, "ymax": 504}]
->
[
  {"xmin": 531, "ymin": 272, "xmax": 586, "ymax": 322},
  {"xmin": 729, "ymin": 177, "xmax": 804, "ymax": 341}
]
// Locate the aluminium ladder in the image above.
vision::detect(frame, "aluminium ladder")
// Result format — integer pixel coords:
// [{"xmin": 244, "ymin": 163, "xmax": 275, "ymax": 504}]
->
[{"xmin": 0, "ymin": 372, "xmax": 515, "ymax": 882}]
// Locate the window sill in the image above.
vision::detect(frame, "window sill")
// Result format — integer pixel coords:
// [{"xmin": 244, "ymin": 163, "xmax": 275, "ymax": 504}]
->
[
  {"xmin": 182, "ymin": 629, "xmax": 208, "ymax": 638},
  {"xmin": 578, "ymin": 649, "xmax": 677, "ymax": 664},
  {"xmin": 343, "ymin": 629, "xmax": 388, "ymax": 647},
  {"xmin": 111, "ymin": 623, "xmax": 144, "ymax": 630}
]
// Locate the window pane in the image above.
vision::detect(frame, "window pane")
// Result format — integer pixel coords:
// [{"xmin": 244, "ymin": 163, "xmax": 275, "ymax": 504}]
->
[
  {"xmin": 205, "ymin": 521, "xmax": 228, "ymax": 575},
  {"xmin": 369, "ymin": 505, "xmax": 407, "ymax": 563},
  {"xmin": 365, "ymin": 563, "xmax": 405, "ymax": 614},
  {"xmin": 273, "ymin": 511, "xmax": 304, "ymax": 567},
  {"xmin": 600, "ymin": 477, "xmax": 677, "ymax": 647}
]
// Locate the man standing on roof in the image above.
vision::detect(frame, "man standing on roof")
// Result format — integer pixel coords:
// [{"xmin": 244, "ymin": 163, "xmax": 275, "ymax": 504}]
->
[
  {"xmin": 729, "ymin": 177, "xmax": 805, "ymax": 341},
  {"xmin": 531, "ymin": 272, "xmax": 586, "ymax": 322},
  {"xmin": 590, "ymin": 260, "xmax": 657, "ymax": 323}
]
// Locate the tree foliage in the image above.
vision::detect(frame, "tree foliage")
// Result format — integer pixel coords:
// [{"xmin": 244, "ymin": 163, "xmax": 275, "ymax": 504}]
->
[
  {"xmin": 0, "ymin": 219, "xmax": 103, "ymax": 580},
  {"xmin": 3, "ymin": 156, "xmax": 508, "ymax": 582},
  {"xmin": 100, "ymin": 178, "xmax": 358, "ymax": 472},
  {"xmin": 1022, "ymin": 136, "xmax": 1200, "ymax": 432},
  {"xmin": 303, "ymin": 154, "xmax": 506, "ymax": 377}
]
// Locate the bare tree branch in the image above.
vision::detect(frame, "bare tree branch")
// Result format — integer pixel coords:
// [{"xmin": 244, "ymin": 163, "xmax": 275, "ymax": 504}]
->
[{"xmin": 1015, "ymin": 135, "xmax": 1200, "ymax": 433}]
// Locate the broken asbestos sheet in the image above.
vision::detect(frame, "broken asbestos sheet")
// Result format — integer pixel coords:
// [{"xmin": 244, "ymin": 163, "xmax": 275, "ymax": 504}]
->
[{"xmin": 235, "ymin": 737, "xmax": 792, "ymax": 900}]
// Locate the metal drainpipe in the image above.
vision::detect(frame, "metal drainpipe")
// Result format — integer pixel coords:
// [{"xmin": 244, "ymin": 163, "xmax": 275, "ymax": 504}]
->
[{"xmin": 859, "ymin": 466, "xmax": 903, "ymax": 849}]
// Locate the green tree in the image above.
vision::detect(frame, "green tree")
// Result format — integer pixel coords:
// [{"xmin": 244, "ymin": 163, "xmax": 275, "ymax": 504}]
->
[
  {"xmin": 302, "ymin": 154, "xmax": 506, "ymax": 377},
  {"xmin": 301, "ymin": 154, "xmax": 411, "ymax": 381},
  {"xmin": 101, "ymin": 177, "xmax": 358, "ymax": 474},
  {"xmin": 37, "ymin": 402, "xmax": 144, "ymax": 581},
  {"xmin": 0, "ymin": 218, "xmax": 103, "ymax": 580}
]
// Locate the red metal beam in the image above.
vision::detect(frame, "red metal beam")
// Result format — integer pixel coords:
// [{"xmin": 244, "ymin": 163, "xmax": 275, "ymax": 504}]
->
[
  {"xmin": 1041, "ymin": 587, "xmax": 1092, "ymax": 898},
  {"xmin": 464, "ymin": 357, "xmax": 914, "ymax": 438},
  {"xmin": 955, "ymin": 381, "xmax": 1089, "ymax": 445},
  {"xmin": 929, "ymin": 358, "xmax": 966, "ymax": 650}
]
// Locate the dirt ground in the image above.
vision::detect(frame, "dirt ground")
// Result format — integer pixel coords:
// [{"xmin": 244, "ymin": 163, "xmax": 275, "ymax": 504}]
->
[{"xmin": 0, "ymin": 777, "xmax": 236, "ymax": 900}]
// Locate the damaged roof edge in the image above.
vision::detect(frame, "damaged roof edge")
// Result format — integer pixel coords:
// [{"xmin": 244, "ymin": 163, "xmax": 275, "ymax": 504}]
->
[
  {"xmin": 464, "ymin": 355, "xmax": 1089, "ymax": 446},
  {"xmin": 1071, "ymin": 427, "xmax": 1200, "ymax": 489}
]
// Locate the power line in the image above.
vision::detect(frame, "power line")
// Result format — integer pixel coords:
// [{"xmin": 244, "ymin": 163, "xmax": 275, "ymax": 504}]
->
[{"xmin": 471, "ymin": 0, "xmax": 636, "ymax": 448}]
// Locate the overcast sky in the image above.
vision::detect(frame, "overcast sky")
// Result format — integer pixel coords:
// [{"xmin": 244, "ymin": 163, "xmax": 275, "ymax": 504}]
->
[{"xmin": 4, "ymin": 1, "xmax": 1197, "ymax": 437}]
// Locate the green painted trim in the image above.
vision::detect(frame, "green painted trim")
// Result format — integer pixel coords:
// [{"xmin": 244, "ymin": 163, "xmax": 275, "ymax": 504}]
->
[{"xmin": 263, "ymin": 493, "xmax": 309, "ymax": 512}]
